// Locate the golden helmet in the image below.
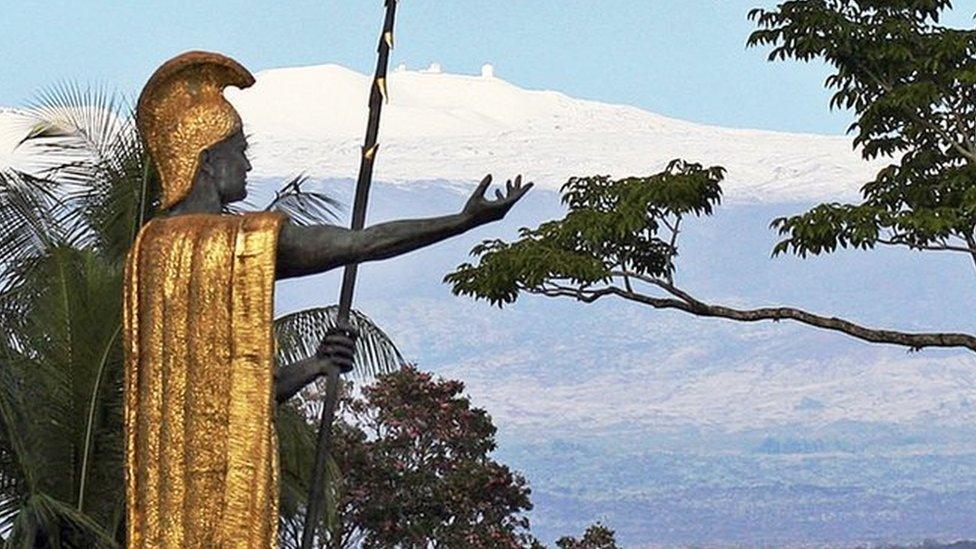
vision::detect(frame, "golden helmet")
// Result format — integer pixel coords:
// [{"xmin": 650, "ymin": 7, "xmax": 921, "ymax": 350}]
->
[{"xmin": 136, "ymin": 51, "xmax": 255, "ymax": 209}]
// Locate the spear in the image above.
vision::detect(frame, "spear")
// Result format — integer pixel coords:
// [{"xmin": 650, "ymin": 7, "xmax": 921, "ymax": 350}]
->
[{"xmin": 301, "ymin": 1, "xmax": 398, "ymax": 546}]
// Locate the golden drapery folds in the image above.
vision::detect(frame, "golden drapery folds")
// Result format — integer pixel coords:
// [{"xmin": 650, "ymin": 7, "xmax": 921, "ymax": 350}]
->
[{"xmin": 123, "ymin": 212, "xmax": 284, "ymax": 548}]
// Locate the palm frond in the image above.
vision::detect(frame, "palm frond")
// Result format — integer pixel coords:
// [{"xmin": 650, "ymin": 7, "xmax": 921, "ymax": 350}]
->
[
  {"xmin": 4, "ymin": 493, "xmax": 119, "ymax": 548},
  {"xmin": 275, "ymin": 306, "xmax": 405, "ymax": 385},
  {"xmin": 276, "ymin": 404, "xmax": 344, "ymax": 549},
  {"xmin": 0, "ymin": 169, "xmax": 64, "ymax": 290},
  {"xmin": 263, "ymin": 175, "xmax": 342, "ymax": 226},
  {"xmin": 0, "ymin": 247, "xmax": 124, "ymax": 532},
  {"xmin": 75, "ymin": 127, "xmax": 157, "ymax": 260},
  {"xmin": 18, "ymin": 83, "xmax": 156, "ymax": 256},
  {"xmin": 24, "ymin": 83, "xmax": 130, "ymax": 186}
]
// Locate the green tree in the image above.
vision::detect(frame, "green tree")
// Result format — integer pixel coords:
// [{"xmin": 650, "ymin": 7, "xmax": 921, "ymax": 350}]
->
[
  {"xmin": 555, "ymin": 522, "xmax": 620, "ymax": 549},
  {"xmin": 0, "ymin": 88, "xmax": 402, "ymax": 547},
  {"xmin": 297, "ymin": 366, "xmax": 539, "ymax": 549},
  {"xmin": 446, "ymin": 1, "xmax": 976, "ymax": 354}
]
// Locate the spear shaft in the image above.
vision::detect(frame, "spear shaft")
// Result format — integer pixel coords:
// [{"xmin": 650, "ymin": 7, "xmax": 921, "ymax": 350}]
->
[{"xmin": 301, "ymin": 2, "xmax": 398, "ymax": 546}]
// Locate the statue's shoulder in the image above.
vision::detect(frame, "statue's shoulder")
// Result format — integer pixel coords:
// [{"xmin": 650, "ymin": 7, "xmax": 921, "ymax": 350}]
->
[
  {"xmin": 241, "ymin": 210, "xmax": 288, "ymax": 223},
  {"xmin": 239, "ymin": 211, "xmax": 288, "ymax": 235},
  {"xmin": 132, "ymin": 212, "xmax": 287, "ymax": 254},
  {"xmin": 138, "ymin": 213, "xmax": 238, "ymax": 238}
]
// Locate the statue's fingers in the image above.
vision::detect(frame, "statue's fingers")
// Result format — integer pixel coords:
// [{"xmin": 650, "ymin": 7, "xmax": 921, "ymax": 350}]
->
[
  {"xmin": 328, "ymin": 335, "xmax": 357, "ymax": 349},
  {"xmin": 334, "ymin": 322, "xmax": 359, "ymax": 336},
  {"xmin": 326, "ymin": 335, "xmax": 355, "ymax": 348},
  {"xmin": 324, "ymin": 336, "xmax": 356, "ymax": 350},
  {"xmin": 335, "ymin": 357, "xmax": 355, "ymax": 373},
  {"xmin": 515, "ymin": 174, "xmax": 522, "ymax": 187},
  {"xmin": 475, "ymin": 174, "xmax": 492, "ymax": 196},
  {"xmin": 331, "ymin": 329, "xmax": 358, "ymax": 342},
  {"xmin": 494, "ymin": 189, "xmax": 504, "ymax": 200}
]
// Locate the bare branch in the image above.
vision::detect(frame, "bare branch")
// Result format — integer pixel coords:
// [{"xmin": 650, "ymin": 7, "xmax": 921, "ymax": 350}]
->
[
  {"xmin": 635, "ymin": 285, "xmax": 976, "ymax": 351},
  {"xmin": 664, "ymin": 214, "xmax": 682, "ymax": 284},
  {"xmin": 874, "ymin": 238, "xmax": 975, "ymax": 254},
  {"xmin": 575, "ymin": 273, "xmax": 976, "ymax": 352}
]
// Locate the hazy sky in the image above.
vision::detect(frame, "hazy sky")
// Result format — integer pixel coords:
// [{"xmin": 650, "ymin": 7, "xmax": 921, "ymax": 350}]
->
[{"xmin": 1, "ymin": 1, "xmax": 973, "ymax": 134}]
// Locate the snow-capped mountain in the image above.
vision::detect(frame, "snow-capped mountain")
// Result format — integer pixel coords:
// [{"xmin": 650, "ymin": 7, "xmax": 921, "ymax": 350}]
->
[
  {"xmin": 1, "ymin": 63, "xmax": 886, "ymax": 203},
  {"xmin": 224, "ymin": 63, "xmax": 884, "ymax": 203}
]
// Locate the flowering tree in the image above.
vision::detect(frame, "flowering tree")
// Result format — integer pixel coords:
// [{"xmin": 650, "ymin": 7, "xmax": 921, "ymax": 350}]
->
[
  {"xmin": 556, "ymin": 523, "xmax": 620, "ymax": 549},
  {"xmin": 283, "ymin": 366, "xmax": 538, "ymax": 548}
]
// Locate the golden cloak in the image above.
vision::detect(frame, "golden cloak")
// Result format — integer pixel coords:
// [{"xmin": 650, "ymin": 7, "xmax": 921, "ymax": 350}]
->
[{"xmin": 123, "ymin": 212, "xmax": 283, "ymax": 548}]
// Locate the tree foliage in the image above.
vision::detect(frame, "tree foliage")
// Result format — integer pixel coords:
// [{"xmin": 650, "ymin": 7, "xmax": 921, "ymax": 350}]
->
[
  {"xmin": 555, "ymin": 522, "xmax": 620, "ymax": 549},
  {"xmin": 311, "ymin": 366, "xmax": 538, "ymax": 549},
  {"xmin": 747, "ymin": 0, "xmax": 976, "ymax": 259},
  {"xmin": 445, "ymin": 1, "xmax": 976, "ymax": 354},
  {"xmin": 446, "ymin": 160, "xmax": 724, "ymax": 306}
]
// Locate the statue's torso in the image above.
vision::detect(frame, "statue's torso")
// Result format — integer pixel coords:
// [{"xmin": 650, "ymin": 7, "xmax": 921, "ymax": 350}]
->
[{"xmin": 123, "ymin": 211, "xmax": 283, "ymax": 548}]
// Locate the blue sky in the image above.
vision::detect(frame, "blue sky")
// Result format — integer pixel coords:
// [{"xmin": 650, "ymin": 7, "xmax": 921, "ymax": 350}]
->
[{"xmin": 1, "ymin": 1, "xmax": 973, "ymax": 134}]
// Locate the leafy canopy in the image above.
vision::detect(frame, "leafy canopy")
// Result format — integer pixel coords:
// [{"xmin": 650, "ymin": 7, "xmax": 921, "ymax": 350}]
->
[
  {"xmin": 445, "ymin": 160, "xmax": 724, "ymax": 306},
  {"xmin": 747, "ymin": 0, "xmax": 976, "ymax": 256},
  {"xmin": 556, "ymin": 523, "xmax": 620, "ymax": 549},
  {"xmin": 317, "ymin": 366, "xmax": 538, "ymax": 549}
]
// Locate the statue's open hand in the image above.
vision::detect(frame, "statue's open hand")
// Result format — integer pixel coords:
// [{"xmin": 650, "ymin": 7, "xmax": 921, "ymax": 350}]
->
[
  {"xmin": 463, "ymin": 174, "xmax": 533, "ymax": 223},
  {"xmin": 316, "ymin": 325, "xmax": 359, "ymax": 374}
]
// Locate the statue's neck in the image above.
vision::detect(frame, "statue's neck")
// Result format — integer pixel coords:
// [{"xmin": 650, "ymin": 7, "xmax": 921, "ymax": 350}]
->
[{"xmin": 169, "ymin": 175, "xmax": 223, "ymax": 216}]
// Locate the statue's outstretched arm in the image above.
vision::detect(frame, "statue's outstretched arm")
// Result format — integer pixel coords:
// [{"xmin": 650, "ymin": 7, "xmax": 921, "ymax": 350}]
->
[{"xmin": 276, "ymin": 175, "xmax": 532, "ymax": 279}]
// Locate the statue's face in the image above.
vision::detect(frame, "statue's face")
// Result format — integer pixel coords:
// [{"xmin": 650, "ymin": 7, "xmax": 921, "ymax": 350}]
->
[{"xmin": 201, "ymin": 130, "xmax": 251, "ymax": 204}]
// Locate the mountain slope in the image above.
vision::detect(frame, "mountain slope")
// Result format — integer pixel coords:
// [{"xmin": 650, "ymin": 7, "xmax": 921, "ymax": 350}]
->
[
  {"xmin": 1, "ymin": 63, "xmax": 888, "ymax": 203},
  {"xmin": 224, "ymin": 63, "xmax": 885, "ymax": 203}
]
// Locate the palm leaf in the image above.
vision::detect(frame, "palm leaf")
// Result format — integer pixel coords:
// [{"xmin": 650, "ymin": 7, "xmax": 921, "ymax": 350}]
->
[
  {"xmin": 0, "ymin": 169, "xmax": 65, "ymax": 308},
  {"xmin": 0, "ymin": 247, "xmax": 124, "ymax": 536},
  {"xmin": 18, "ymin": 83, "xmax": 157, "ymax": 257},
  {"xmin": 262, "ymin": 175, "xmax": 342, "ymax": 226},
  {"xmin": 275, "ymin": 306, "xmax": 405, "ymax": 386},
  {"xmin": 276, "ymin": 404, "xmax": 345, "ymax": 549},
  {"xmin": 226, "ymin": 174, "xmax": 342, "ymax": 226},
  {"xmin": 4, "ymin": 493, "xmax": 119, "ymax": 548},
  {"xmin": 24, "ymin": 83, "xmax": 130, "ymax": 189}
]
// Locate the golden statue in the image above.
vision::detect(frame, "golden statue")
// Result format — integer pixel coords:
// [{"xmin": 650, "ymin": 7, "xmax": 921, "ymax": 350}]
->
[{"xmin": 124, "ymin": 51, "xmax": 531, "ymax": 548}]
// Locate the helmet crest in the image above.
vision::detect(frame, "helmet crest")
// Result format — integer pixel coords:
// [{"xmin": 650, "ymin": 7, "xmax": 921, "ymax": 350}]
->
[{"xmin": 137, "ymin": 51, "xmax": 254, "ymax": 209}]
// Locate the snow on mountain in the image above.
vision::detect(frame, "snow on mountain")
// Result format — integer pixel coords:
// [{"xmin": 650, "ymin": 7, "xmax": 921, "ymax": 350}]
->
[
  {"xmin": 1, "ymin": 63, "xmax": 886, "ymax": 204},
  {"xmin": 224, "ymin": 63, "xmax": 885, "ymax": 203}
]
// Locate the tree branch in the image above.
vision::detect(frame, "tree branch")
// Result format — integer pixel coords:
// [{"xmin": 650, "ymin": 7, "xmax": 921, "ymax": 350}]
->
[
  {"xmin": 965, "ymin": 232, "xmax": 976, "ymax": 276},
  {"xmin": 564, "ymin": 273, "xmax": 976, "ymax": 352},
  {"xmin": 664, "ymin": 214, "xmax": 681, "ymax": 284},
  {"xmin": 874, "ymin": 237, "xmax": 975, "ymax": 254}
]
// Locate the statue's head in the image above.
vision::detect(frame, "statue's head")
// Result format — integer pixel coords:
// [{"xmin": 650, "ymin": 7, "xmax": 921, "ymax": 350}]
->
[
  {"xmin": 197, "ymin": 128, "xmax": 251, "ymax": 203},
  {"xmin": 136, "ymin": 51, "xmax": 255, "ymax": 209}
]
